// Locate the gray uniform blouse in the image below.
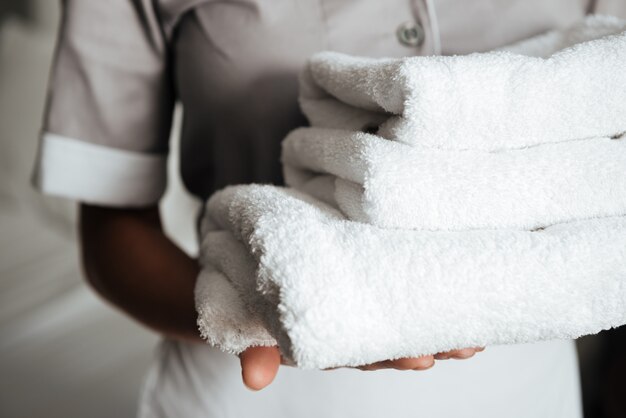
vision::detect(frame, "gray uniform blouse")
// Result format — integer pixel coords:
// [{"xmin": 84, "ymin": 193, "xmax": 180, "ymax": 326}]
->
[{"xmin": 34, "ymin": 0, "xmax": 625, "ymax": 206}]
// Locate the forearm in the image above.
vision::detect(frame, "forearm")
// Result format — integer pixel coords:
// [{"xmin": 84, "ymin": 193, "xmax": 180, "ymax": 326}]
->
[{"xmin": 79, "ymin": 204, "xmax": 201, "ymax": 342}]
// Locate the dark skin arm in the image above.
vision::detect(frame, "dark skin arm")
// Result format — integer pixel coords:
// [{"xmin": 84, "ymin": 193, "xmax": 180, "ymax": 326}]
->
[
  {"xmin": 79, "ymin": 203, "xmax": 482, "ymax": 390},
  {"xmin": 79, "ymin": 204, "xmax": 201, "ymax": 341}
]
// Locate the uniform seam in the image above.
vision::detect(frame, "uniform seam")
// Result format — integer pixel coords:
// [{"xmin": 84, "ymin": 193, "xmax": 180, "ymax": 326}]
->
[{"xmin": 316, "ymin": 0, "xmax": 332, "ymax": 50}]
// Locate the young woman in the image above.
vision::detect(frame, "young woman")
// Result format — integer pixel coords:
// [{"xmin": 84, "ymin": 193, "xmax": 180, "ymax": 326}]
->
[{"xmin": 35, "ymin": 0, "xmax": 622, "ymax": 416}]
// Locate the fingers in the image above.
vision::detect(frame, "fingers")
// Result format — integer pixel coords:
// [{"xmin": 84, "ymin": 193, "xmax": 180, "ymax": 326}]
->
[
  {"xmin": 240, "ymin": 345, "xmax": 487, "ymax": 385},
  {"xmin": 387, "ymin": 356, "xmax": 435, "ymax": 370},
  {"xmin": 357, "ymin": 355, "xmax": 435, "ymax": 371},
  {"xmin": 356, "ymin": 347, "xmax": 486, "ymax": 372},
  {"xmin": 239, "ymin": 346, "xmax": 281, "ymax": 391},
  {"xmin": 434, "ymin": 347, "xmax": 485, "ymax": 360}
]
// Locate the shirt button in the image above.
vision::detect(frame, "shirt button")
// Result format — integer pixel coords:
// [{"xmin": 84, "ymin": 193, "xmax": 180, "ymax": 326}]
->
[{"xmin": 396, "ymin": 21, "xmax": 425, "ymax": 47}]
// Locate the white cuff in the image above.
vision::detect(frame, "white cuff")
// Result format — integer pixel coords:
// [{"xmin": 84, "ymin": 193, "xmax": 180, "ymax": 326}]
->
[{"xmin": 33, "ymin": 133, "xmax": 168, "ymax": 207}]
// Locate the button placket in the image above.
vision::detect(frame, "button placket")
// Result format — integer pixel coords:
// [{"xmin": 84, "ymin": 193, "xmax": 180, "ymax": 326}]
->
[{"xmin": 399, "ymin": 0, "xmax": 441, "ymax": 55}]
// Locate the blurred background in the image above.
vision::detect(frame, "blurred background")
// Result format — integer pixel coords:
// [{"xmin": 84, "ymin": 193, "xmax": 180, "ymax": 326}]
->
[
  {"xmin": 0, "ymin": 1, "xmax": 624, "ymax": 417},
  {"xmin": 0, "ymin": 1, "xmax": 200, "ymax": 417}
]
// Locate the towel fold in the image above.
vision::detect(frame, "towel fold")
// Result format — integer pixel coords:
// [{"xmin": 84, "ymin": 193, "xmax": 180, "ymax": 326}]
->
[
  {"xmin": 196, "ymin": 185, "xmax": 626, "ymax": 369},
  {"xmin": 282, "ymin": 127, "xmax": 626, "ymax": 230},
  {"xmin": 195, "ymin": 266, "xmax": 277, "ymax": 354},
  {"xmin": 299, "ymin": 15, "xmax": 626, "ymax": 151}
]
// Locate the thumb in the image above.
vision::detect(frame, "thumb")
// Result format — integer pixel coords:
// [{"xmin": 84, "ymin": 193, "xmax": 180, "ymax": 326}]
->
[{"xmin": 239, "ymin": 346, "xmax": 281, "ymax": 391}]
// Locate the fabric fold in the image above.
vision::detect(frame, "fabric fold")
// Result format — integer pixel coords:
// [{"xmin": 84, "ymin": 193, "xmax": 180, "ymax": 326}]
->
[
  {"xmin": 196, "ymin": 185, "xmax": 626, "ymax": 369},
  {"xmin": 299, "ymin": 15, "xmax": 626, "ymax": 150},
  {"xmin": 282, "ymin": 127, "xmax": 626, "ymax": 230}
]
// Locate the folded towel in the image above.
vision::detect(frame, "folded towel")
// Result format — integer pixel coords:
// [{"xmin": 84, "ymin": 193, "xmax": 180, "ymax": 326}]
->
[
  {"xmin": 299, "ymin": 15, "xmax": 626, "ymax": 151},
  {"xmin": 196, "ymin": 185, "xmax": 626, "ymax": 369},
  {"xmin": 195, "ymin": 266, "xmax": 277, "ymax": 354},
  {"xmin": 282, "ymin": 128, "xmax": 626, "ymax": 230}
]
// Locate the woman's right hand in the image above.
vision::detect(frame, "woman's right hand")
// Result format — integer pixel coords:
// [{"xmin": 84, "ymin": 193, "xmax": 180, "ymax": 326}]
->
[
  {"xmin": 239, "ymin": 345, "xmax": 485, "ymax": 391},
  {"xmin": 79, "ymin": 204, "xmax": 484, "ymax": 392}
]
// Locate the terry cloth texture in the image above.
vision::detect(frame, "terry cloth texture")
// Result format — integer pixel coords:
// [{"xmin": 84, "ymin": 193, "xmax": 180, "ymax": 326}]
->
[
  {"xmin": 298, "ymin": 15, "xmax": 626, "ymax": 151},
  {"xmin": 284, "ymin": 15, "xmax": 626, "ymax": 230},
  {"xmin": 282, "ymin": 129, "xmax": 626, "ymax": 230},
  {"xmin": 195, "ymin": 15, "xmax": 626, "ymax": 369},
  {"xmin": 197, "ymin": 185, "xmax": 626, "ymax": 369}
]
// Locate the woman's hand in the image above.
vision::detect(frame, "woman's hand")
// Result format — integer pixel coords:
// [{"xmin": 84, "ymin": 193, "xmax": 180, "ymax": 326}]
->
[
  {"xmin": 239, "ymin": 346, "xmax": 485, "ymax": 391},
  {"xmin": 79, "ymin": 204, "xmax": 484, "ymax": 391}
]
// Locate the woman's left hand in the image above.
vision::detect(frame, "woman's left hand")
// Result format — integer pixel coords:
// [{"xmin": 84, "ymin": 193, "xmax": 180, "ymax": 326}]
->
[{"xmin": 239, "ymin": 346, "xmax": 485, "ymax": 390}]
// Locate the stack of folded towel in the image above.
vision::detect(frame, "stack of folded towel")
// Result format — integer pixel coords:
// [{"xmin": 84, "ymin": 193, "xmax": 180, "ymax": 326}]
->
[{"xmin": 196, "ymin": 15, "xmax": 626, "ymax": 370}]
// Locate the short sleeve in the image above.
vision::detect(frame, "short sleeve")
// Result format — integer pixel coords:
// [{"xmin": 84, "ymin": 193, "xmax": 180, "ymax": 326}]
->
[{"xmin": 32, "ymin": 0, "xmax": 174, "ymax": 207}]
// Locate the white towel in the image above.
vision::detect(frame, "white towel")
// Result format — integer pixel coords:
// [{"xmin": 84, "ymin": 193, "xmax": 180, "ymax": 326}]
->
[
  {"xmin": 299, "ymin": 15, "xmax": 626, "ymax": 151},
  {"xmin": 282, "ymin": 127, "xmax": 626, "ymax": 230},
  {"xmin": 195, "ymin": 266, "xmax": 277, "ymax": 354},
  {"xmin": 196, "ymin": 185, "xmax": 626, "ymax": 369}
]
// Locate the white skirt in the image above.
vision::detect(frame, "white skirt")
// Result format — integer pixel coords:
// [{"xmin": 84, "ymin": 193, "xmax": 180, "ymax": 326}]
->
[{"xmin": 138, "ymin": 339, "xmax": 581, "ymax": 418}]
